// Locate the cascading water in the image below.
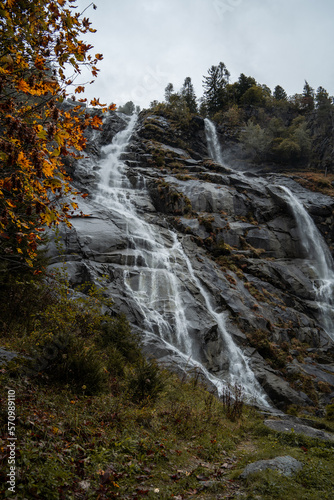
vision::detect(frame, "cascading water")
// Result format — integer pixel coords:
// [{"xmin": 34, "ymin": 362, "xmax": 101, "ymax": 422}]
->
[
  {"xmin": 204, "ymin": 118, "xmax": 224, "ymax": 164},
  {"xmin": 94, "ymin": 113, "xmax": 269, "ymax": 406},
  {"xmin": 279, "ymin": 185, "xmax": 334, "ymax": 341}
]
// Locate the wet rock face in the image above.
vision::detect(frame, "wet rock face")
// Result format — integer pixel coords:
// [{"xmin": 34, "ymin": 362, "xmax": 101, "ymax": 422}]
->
[{"xmin": 48, "ymin": 110, "xmax": 334, "ymax": 411}]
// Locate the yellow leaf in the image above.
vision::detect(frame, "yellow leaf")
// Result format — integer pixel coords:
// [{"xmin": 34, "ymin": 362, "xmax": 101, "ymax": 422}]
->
[
  {"xmin": 51, "ymin": 148, "xmax": 60, "ymax": 158},
  {"xmin": 17, "ymin": 79, "xmax": 30, "ymax": 93},
  {"xmin": 17, "ymin": 248, "xmax": 23, "ymax": 254},
  {"xmin": 36, "ymin": 125, "xmax": 47, "ymax": 139}
]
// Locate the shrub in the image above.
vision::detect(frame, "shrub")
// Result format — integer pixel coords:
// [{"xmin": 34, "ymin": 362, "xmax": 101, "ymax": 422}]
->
[
  {"xmin": 325, "ymin": 404, "xmax": 334, "ymax": 421},
  {"xmin": 222, "ymin": 104, "xmax": 244, "ymax": 128},
  {"xmin": 29, "ymin": 334, "xmax": 108, "ymax": 395},
  {"xmin": 127, "ymin": 359, "xmax": 165, "ymax": 404},
  {"xmin": 239, "ymin": 120, "xmax": 272, "ymax": 161},
  {"xmin": 105, "ymin": 345, "xmax": 127, "ymax": 377},
  {"xmin": 98, "ymin": 315, "xmax": 142, "ymax": 364},
  {"xmin": 221, "ymin": 383, "xmax": 244, "ymax": 421},
  {"xmin": 272, "ymin": 137, "xmax": 301, "ymax": 163}
]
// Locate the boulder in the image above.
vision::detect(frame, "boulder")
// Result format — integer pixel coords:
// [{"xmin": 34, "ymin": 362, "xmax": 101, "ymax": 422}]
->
[
  {"xmin": 240, "ymin": 455, "xmax": 303, "ymax": 479},
  {"xmin": 264, "ymin": 419, "xmax": 334, "ymax": 442}
]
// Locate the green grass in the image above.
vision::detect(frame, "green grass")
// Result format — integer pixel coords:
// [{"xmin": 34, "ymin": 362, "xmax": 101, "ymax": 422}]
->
[{"xmin": 1, "ymin": 369, "xmax": 334, "ymax": 499}]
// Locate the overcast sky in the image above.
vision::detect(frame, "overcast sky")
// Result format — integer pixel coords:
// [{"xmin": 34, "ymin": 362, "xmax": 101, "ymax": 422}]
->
[{"xmin": 73, "ymin": 0, "xmax": 334, "ymax": 109}]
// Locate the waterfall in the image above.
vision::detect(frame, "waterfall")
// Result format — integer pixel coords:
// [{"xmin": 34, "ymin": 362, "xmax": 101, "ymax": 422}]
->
[
  {"xmin": 279, "ymin": 185, "xmax": 334, "ymax": 341},
  {"xmin": 94, "ymin": 113, "xmax": 269, "ymax": 406},
  {"xmin": 204, "ymin": 118, "xmax": 224, "ymax": 164}
]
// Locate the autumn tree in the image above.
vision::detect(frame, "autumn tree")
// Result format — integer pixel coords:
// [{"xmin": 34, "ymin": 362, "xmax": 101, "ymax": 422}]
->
[{"xmin": 0, "ymin": 0, "xmax": 115, "ymax": 272}]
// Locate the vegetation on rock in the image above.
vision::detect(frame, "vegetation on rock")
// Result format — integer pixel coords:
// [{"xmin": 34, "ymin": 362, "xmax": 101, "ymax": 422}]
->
[{"xmin": 147, "ymin": 62, "xmax": 334, "ymax": 173}]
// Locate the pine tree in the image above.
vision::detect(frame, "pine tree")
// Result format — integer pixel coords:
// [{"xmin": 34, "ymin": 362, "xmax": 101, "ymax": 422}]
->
[
  {"xmin": 118, "ymin": 101, "xmax": 135, "ymax": 115},
  {"xmin": 273, "ymin": 85, "xmax": 288, "ymax": 101},
  {"xmin": 164, "ymin": 83, "xmax": 174, "ymax": 103},
  {"xmin": 235, "ymin": 73, "xmax": 257, "ymax": 102},
  {"xmin": 202, "ymin": 62, "xmax": 230, "ymax": 115},
  {"xmin": 302, "ymin": 81, "xmax": 315, "ymax": 112},
  {"xmin": 181, "ymin": 77, "xmax": 197, "ymax": 113}
]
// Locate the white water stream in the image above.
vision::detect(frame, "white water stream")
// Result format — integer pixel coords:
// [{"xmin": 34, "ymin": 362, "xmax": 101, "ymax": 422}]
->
[
  {"xmin": 279, "ymin": 185, "xmax": 334, "ymax": 341},
  {"xmin": 204, "ymin": 118, "xmax": 224, "ymax": 164},
  {"xmin": 93, "ymin": 113, "xmax": 268, "ymax": 405}
]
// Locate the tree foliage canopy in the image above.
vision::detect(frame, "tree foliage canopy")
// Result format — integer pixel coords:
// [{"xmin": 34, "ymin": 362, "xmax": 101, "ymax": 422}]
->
[
  {"xmin": 202, "ymin": 62, "xmax": 230, "ymax": 114},
  {"xmin": 0, "ymin": 0, "xmax": 115, "ymax": 270}
]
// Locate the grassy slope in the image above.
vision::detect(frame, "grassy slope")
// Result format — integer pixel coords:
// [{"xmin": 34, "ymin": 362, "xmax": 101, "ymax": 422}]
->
[{"xmin": 1, "ymin": 358, "xmax": 334, "ymax": 498}]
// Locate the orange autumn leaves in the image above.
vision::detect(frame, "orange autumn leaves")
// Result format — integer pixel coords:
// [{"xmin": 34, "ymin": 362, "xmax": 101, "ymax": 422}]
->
[{"xmin": 0, "ymin": 0, "xmax": 116, "ymax": 267}]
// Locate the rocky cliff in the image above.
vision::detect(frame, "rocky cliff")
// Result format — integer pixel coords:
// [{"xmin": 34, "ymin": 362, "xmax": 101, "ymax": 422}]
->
[{"xmin": 47, "ymin": 109, "xmax": 334, "ymax": 413}]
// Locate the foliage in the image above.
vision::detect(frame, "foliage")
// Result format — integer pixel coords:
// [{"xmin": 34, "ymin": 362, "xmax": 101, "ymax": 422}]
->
[
  {"xmin": 202, "ymin": 61, "xmax": 230, "ymax": 114},
  {"xmin": 164, "ymin": 82, "xmax": 174, "ymax": 103},
  {"xmin": 0, "ymin": 0, "xmax": 115, "ymax": 270},
  {"xmin": 232, "ymin": 73, "xmax": 257, "ymax": 104},
  {"xmin": 301, "ymin": 80, "xmax": 315, "ymax": 112},
  {"xmin": 98, "ymin": 314, "xmax": 142, "ymax": 377},
  {"xmin": 1, "ymin": 265, "xmax": 162, "ymax": 401},
  {"xmin": 127, "ymin": 358, "xmax": 165, "ymax": 404},
  {"xmin": 272, "ymin": 138, "xmax": 302, "ymax": 163},
  {"xmin": 221, "ymin": 104, "xmax": 243, "ymax": 128},
  {"xmin": 271, "ymin": 117, "xmax": 311, "ymax": 164},
  {"xmin": 31, "ymin": 333, "xmax": 108, "ymax": 394},
  {"xmin": 240, "ymin": 84, "xmax": 268, "ymax": 107},
  {"xmin": 180, "ymin": 76, "xmax": 197, "ymax": 114},
  {"xmin": 148, "ymin": 98, "xmax": 193, "ymax": 132},
  {"xmin": 239, "ymin": 120, "xmax": 272, "ymax": 160},
  {"xmin": 118, "ymin": 100, "xmax": 139, "ymax": 115},
  {"xmin": 325, "ymin": 404, "xmax": 334, "ymax": 421},
  {"xmin": 274, "ymin": 84, "xmax": 288, "ymax": 101}
]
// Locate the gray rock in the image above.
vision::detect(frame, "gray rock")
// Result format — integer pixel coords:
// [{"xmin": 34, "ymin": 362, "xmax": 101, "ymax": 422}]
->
[
  {"xmin": 240, "ymin": 455, "xmax": 303, "ymax": 478},
  {"xmin": 264, "ymin": 419, "xmax": 334, "ymax": 442},
  {"xmin": 0, "ymin": 348, "xmax": 19, "ymax": 366},
  {"xmin": 254, "ymin": 368, "xmax": 309, "ymax": 409}
]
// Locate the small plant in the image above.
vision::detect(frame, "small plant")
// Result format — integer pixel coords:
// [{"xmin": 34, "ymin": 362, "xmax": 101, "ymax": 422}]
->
[
  {"xmin": 127, "ymin": 359, "xmax": 165, "ymax": 404},
  {"xmin": 98, "ymin": 314, "xmax": 142, "ymax": 363},
  {"xmin": 325, "ymin": 404, "xmax": 334, "ymax": 421},
  {"xmin": 221, "ymin": 383, "xmax": 244, "ymax": 421}
]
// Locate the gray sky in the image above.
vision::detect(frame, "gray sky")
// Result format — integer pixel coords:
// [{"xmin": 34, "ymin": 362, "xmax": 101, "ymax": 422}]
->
[{"xmin": 73, "ymin": 0, "xmax": 334, "ymax": 109}]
